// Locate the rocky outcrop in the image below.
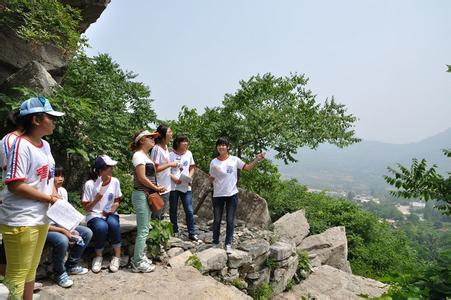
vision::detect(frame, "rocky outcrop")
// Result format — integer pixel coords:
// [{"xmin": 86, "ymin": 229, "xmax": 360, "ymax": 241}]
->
[
  {"xmin": 273, "ymin": 209, "xmax": 309, "ymax": 246},
  {"xmin": 0, "ymin": 61, "xmax": 58, "ymax": 97},
  {"xmin": 298, "ymin": 226, "xmax": 351, "ymax": 273},
  {"xmin": 0, "ymin": 0, "xmax": 110, "ymax": 86},
  {"xmin": 191, "ymin": 169, "xmax": 272, "ymax": 229},
  {"xmin": 274, "ymin": 265, "xmax": 388, "ymax": 300}
]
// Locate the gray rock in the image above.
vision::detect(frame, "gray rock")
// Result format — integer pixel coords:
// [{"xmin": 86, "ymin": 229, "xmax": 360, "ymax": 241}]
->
[
  {"xmin": 238, "ymin": 239, "xmax": 270, "ymax": 259},
  {"xmin": 271, "ymin": 255, "xmax": 299, "ymax": 295},
  {"xmin": 61, "ymin": 0, "xmax": 111, "ymax": 32},
  {"xmin": 168, "ymin": 250, "xmax": 193, "ymax": 268},
  {"xmin": 274, "ymin": 265, "xmax": 388, "ymax": 300},
  {"xmin": 197, "ymin": 248, "xmax": 228, "ymax": 272},
  {"xmin": 168, "ymin": 247, "xmax": 184, "ymax": 258},
  {"xmin": 273, "ymin": 210, "xmax": 310, "ymax": 246},
  {"xmin": 298, "ymin": 226, "xmax": 351, "ymax": 273},
  {"xmin": 227, "ymin": 249, "xmax": 251, "ymax": 268},
  {"xmin": 270, "ymin": 242, "xmax": 295, "ymax": 261},
  {"xmin": 0, "ymin": 61, "xmax": 57, "ymax": 97}
]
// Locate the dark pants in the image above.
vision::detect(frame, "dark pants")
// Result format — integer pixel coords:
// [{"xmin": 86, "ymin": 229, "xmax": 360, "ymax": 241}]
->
[
  {"xmin": 212, "ymin": 194, "xmax": 238, "ymax": 246},
  {"xmin": 87, "ymin": 215, "xmax": 121, "ymax": 251},
  {"xmin": 46, "ymin": 225, "xmax": 92, "ymax": 275},
  {"xmin": 169, "ymin": 190, "xmax": 196, "ymax": 237}
]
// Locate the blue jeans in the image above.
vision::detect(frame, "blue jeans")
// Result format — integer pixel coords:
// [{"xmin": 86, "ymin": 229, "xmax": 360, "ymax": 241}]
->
[
  {"xmin": 169, "ymin": 190, "xmax": 196, "ymax": 237},
  {"xmin": 212, "ymin": 194, "xmax": 238, "ymax": 246},
  {"xmin": 87, "ymin": 215, "xmax": 121, "ymax": 251},
  {"xmin": 46, "ymin": 225, "xmax": 93, "ymax": 276}
]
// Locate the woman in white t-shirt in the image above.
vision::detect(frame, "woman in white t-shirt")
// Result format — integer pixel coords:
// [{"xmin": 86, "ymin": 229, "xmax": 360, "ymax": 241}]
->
[
  {"xmin": 209, "ymin": 137, "xmax": 265, "ymax": 253},
  {"xmin": 129, "ymin": 129, "xmax": 165, "ymax": 273},
  {"xmin": 169, "ymin": 134, "xmax": 197, "ymax": 240},
  {"xmin": 150, "ymin": 125, "xmax": 178, "ymax": 219},
  {"xmin": 81, "ymin": 155, "xmax": 122, "ymax": 274},
  {"xmin": 0, "ymin": 97, "xmax": 64, "ymax": 300}
]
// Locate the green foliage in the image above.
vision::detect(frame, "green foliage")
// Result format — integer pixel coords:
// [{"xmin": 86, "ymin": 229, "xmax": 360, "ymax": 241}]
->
[
  {"xmin": 296, "ymin": 250, "xmax": 310, "ymax": 280},
  {"xmin": 185, "ymin": 255, "xmax": 203, "ymax": 272},
  {"xmin": 251, "ymin": 282, "xmax": 272, "ymax": 300},
  {"xmin": 0, "ymin": 0, "xmax": 82, "ymax": 52},
  {"xmin": 264, "ymin": 257, "xmax": 277, "ymax": 272},
  {"xmin": 171, "ymin": 73, "xmax": 359, "ymax": 174},
  {"xmin": 147, "ymin": 220, "xmax": 173, "ymax": 257},
  {"xmin": 447, "ymin": 65, "xmax": 451, "ymax": 73},
  {"xmin": 230, "ymin": 277, "xmax": 247, "ymax": 290},
  {"xmin": 385, "ymin": 149, "xmax": 451, "ymax": 215}
]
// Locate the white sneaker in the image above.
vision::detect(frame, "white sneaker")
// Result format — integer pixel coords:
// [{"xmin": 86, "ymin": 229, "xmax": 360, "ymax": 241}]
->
[
  {"xmin": 109, "ymin": 256, "xmax": 120, "ymax": 273},
  {"xmin": 91, "ymin": 256, "xmax": 103, "ymax": 273},
  {"xmin": 225, "ymin": 244, "xmax": 233, "ymax": 254},
  {"xmin": 143, "ymin": 256, "xmax": 153, "ymax": 265},
  {"xmin": 131, "ymin": 259, "xmax": 156, "ymax": 273}
]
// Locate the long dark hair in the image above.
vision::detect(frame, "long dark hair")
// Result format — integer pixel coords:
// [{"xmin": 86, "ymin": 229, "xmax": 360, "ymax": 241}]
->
[{"xmin": 155, "ymin": 124, "xmax": 169, "ymax": 144}]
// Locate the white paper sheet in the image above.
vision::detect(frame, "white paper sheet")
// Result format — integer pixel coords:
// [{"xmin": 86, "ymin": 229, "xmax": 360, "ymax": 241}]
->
[{"xmin": 47, "ymin": 199, "xmax": 85, "ymax": 231}]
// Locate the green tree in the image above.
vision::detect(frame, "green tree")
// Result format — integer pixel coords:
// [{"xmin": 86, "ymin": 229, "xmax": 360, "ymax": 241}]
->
[{"xmin": 384, "ymin": 149, "xmax": 451, "ymax": 215}]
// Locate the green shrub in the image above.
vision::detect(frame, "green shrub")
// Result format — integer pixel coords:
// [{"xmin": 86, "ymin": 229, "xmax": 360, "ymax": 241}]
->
[
  {"xmin": 0, "ymin": 0, "xmax": 82, "ymax": 52},
  {"xmin": 264, "ymin": 257, "xmax": 277, "ymax": 272},
  {"xmin": 185, "ymin": 255, "xmax": 203, "ymax": 272},
  {"xmin": 251, "ymin": 282, "xmax": 272, "ymax": 300},
  {"xmin": 147, "ymin": 219, "xmax": 173, "ymax": 257},
  {"xmin": 296, "ymin": 250, "xmax": 310, "ymax": 280},
  {"xmin": 230, "ymin": 277, "xmax": 247, "ymax": 290}
]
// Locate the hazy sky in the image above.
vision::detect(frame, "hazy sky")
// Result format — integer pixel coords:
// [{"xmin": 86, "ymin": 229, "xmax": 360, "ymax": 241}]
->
[{"xmin": 85, "ymin": 0, "xmax": 451, "ymax": 144}]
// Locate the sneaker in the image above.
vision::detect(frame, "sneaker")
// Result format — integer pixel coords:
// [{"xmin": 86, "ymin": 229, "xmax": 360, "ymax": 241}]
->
[
  {"xmin": 130, "ymin": 259, "xmax": 156, "ymax": 273},
  {"xmin": 143, "ymin": 255, "xmax": 153, "ymax": 265},
  {"xmin": 188, "ymin": 234, "xmax": 200, "ymax": 242},
  {"xmin": 109, "ymin": 256, "xmax": 120, "ymax": 273},
  {"xmin": 68, "ymin": 265, "xmax": 89, "ymax": 275},
  {"xmin": 55, "ymin": 272, "xmax": 73, "ymax": 288},
  {"xmin": 33, "ymin": 282, "xmax": 43, "ymax": 291},
  {"xmin": 225, "ymin": 244, "xmax": 233, "ymax": 254},
  {"xmin": 91, "ymin": 256, "xmax": 103, "ymax": 273},
  {"xmin": 212, "ymin": 243, "xmax": 220, "ymax": 249}
]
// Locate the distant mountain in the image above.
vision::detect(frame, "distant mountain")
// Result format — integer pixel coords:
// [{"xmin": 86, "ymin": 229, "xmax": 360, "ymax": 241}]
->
[{"xmin": 274, "ymin": 128, "xmax": 451, "ymax": 194}]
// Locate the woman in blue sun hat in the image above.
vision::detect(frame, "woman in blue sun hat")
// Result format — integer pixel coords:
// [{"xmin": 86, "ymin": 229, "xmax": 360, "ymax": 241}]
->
[{"xmin": 0, "ymin": 96, "xmax": 64, "ymax": 300}]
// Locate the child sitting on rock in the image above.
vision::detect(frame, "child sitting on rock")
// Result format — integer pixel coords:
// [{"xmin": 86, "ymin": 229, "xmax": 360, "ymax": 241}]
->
[{"xmin": 46, "ymin": 165, "xmax": 93, "ymax": 288}]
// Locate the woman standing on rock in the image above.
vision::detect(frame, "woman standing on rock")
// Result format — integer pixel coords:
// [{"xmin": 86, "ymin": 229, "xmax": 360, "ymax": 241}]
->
[
  {"xmin": 209, "ymin": 137, "xmax": 265, "ymax": 253},
  {"xmin": 129, "ymin": 129, "xmax": 164, "ymax": 272},
  {"xmin": 81, "ymin": 155, "xmax": 122, "ymax": 274},
  {"xmin": 0, "ymin": 97, "xmax": 64, "ymax": 300},
  {"xmin": 150, "ymin": 125, "xmax": 178, "ymax": 219}
]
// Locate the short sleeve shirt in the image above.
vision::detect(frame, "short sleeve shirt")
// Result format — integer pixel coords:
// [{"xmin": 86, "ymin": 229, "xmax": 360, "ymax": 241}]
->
[
  {"xmin": 150, "ymin": 144, "xmax": 171, "ymax": 194},
  {"xmin": 132, "ymin": 151, "xmax": 157, "ymax": 193},
  {"xmin": 0, "ymin": 132, "xmax": 20, "ymax": 182},
  {"xmin": 169, "ymin": 150, "xmax": 195, "ymax": 193},
  {"xmin": 81, "ymin": 177, "xmax": 122, "ymax": 222},
  {"xmin": 209, "ymin": 155, "xmax": 245, "ymax": 197},
  {"xmin": 0, "ymin": 136, "xmax": 55, "ymax": 226}
]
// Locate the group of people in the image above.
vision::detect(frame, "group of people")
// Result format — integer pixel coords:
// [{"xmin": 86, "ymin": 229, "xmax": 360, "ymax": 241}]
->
[{"xmin": 0, "ymin": 96, "xmax": 265, "ymax": 299}]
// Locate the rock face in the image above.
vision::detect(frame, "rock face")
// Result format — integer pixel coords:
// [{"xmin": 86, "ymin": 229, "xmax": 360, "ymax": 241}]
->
[
  {"xmin": 298, "ymin": 226, "xmax": 351, "ymax": 273},
  {"xmin": 274, "ymin": 265, "xmax": 388, "ymax": 300},
  {"xmin": 191, "ymin": 169, "xmax": 271, "ymax": 229},
  {"xmin": 0, "ymin": 0, "xmax": 110, "ymax": 86},
  {"xmin": 273, "ymin": 210, "xmax": 309, "ymax": 246},
  {"xmin": 38, "ymin": 266, "xmax": 251, "ymax": 300},
  {"xmin": 197, "ymin": 248, "xmax": 228, "ymax": 273}
]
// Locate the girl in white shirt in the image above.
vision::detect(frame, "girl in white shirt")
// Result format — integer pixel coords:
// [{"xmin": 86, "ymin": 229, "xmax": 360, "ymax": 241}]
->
[
  {"xmin": 0, "ymin": 97, "xmax": 64, "ymax": 300},
  {"xmin": 150, "ymin": 125, "xmax": 178, "ymax": 219},
  {"xmin": 209, "ymin": 137, "xmax": 265, "ymax": 253},
  {"xmin": 81, "ymin": 155, "xmax": 122, "ymax": 274}
]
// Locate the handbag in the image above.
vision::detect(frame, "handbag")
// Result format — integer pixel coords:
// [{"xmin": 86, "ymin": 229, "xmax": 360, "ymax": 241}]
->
[{"xmin": 147, "ymin": 192, "xmax": 164, "ymax": 214}]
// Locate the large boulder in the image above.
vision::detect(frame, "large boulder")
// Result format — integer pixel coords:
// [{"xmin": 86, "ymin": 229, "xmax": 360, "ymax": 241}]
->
[
  {"xmin": 60, "ymin": 0, "xmax": 111, "ymax": 32},
  {"xmin": 298, "ymin": 226, "xmax": 351, "ymax": 273},
  {"xmin": 274, "ymin": 265, "xmax": 388, "ymax": 300},
  {"xmin": 191, "ymin": 169, "xmax": 271, "ymax": 229},
  {"xmin": 197, "ymin": 248, "xmax": 228, "ymax": 273},
  {"xmin": 273, "ymin": 209, "xmax": 309, "ymax": 246},
  {"xmin": 0, "ymin": 61, "xmax": 58, "ymax": 97},
  {"xmin": 271, "ymin": 255, "xmax": 298, "ymax": 295}
]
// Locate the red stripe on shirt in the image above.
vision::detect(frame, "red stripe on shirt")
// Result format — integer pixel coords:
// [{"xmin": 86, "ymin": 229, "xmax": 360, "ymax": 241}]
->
[
  {"xmin": 12, "ymin": 137, "xmax": 22, "ymax": 178},
  {"xmin": 5, "ymin": 177, "xmax": 26, "ymax": 184}
]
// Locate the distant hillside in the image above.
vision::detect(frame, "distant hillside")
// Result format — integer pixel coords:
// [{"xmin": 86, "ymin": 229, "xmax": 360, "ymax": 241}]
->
[{"xmin": 275, "ymin": 128, "xmax": 451, "ymax": 195}]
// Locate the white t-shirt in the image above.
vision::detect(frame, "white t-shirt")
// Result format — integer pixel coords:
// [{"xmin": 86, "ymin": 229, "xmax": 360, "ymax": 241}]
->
[
  {"xmin": 0, "ymin": 136, "xmax": 55, "ymax": 226},
  {"xmin": 209, "ymin": 155, "xmax": 245, "ymax": 197},
  {"xmin": 150, "ymin": 144, "xmax": 171, "ymax": 195},
  {"xmin": 169, "ymin": 150, "xmax": 195, "ymax": 193},
  {"xmin": 0, "ymin": 132, "xmax": 20, "ymax": 182},
  {"xmin": 81, "ymin": 177, "xmax": 122, "ymax": 222},
  {"xmin": 132, "ymin": 151, "xmax": 157, "ymax": 192}
]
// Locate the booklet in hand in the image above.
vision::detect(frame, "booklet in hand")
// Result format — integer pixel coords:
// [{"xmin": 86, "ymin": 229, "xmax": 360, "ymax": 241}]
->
[{"xmin": 47, "ymin": 200, "xmax": 85, "ymax": 231}]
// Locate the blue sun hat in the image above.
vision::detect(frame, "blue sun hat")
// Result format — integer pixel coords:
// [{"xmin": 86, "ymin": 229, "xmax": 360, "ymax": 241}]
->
[{"xmin": 19, "ymin": 96, "xmax": 65, "ymax": 117}]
